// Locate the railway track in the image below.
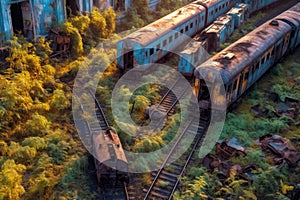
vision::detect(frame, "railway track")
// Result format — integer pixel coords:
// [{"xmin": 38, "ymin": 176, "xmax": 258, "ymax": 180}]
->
[
  {"xmin": 142, "ymin": 117, "xmax": 209, "ymax": 200},
  {"xmin": 75, "ymin": 86, "xmax": 129, "ymax": 200},
  {"xmin": 146, "ymin": 78, "xmax": 191, "ymax": 131}
]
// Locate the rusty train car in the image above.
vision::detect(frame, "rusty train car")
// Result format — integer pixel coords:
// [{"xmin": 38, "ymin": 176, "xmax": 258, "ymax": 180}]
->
[
  {"xmin": 93, "ymin": 127, "xmax": 128, "ymax": 190},
  {"xmin": 117, "ymin": 0, "xmax": 279, "ymax": 72},
  {"xmin": 193, "ymin": 2, "xmax": 300, "ymax": 110},
  {"xmin": 178, "ymin": 1, "xmax": 268, "ymax": 76},
  {"xmin": 117, "ymin": 0, "xmax": 237, "ymax": 71}
]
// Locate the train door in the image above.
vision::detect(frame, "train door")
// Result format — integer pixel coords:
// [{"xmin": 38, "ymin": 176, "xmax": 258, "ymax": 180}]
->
[
  {"xmin": 66, "ymin": 0, "xmax": 80, "ymax": 16},
  {"xmin": 10, "ymin": 3, "xmax": 24, "ymax": 35},
  {"xmin": 123, "ymin": 49, "xmax": 134, "ymax": 70}
]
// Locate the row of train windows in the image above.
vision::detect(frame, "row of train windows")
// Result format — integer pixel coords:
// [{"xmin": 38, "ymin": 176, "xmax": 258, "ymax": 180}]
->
[
  {"xmin": 227, "ymin": 48, "xmax": 275, "ymax": 93},
  {"xmin": 210, "ymin": 2, "xmax": 229, "ymax": 16},
  {"xmin": 145, "ymin": 18, "xmax": 202, "ymax": 57}
]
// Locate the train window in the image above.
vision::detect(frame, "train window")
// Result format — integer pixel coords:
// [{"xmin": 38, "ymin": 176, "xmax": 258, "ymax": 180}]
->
[
  {"xmin": 244, "ymin": 71, "xmax": 249, "ymax": 81},
  {"xmin": 190, "ymin": 23, "xmax": 193, "ymax": 28},
  {"xmin": 202, "ymin": 16, "xmax": 204, "ymax": 21},
  {"xmin": 180, "ymin": 29, "xmax": 183, "ymax": 34},
  {"xmin": 222, "ymin": 4, "xmax": 225, "ymax": 8},
  {"xmin": 271, "ymin": 48, "xmax": 275, "ymax": 56},
  {"xmin": 266, "ymin": 52, "xmax": 270, "ymax": 61},
  {"xmin": 219, "ymin": 6, "xmax": 221, "ymax": 11},
  {"xmin": 175, "ymin": 32, "xmax": 179, "ymax": 39},
  {"xmin": 233, "ymin": 79, "xmax": 238, "ymax": 91},
  {"xmin": 261, "ymin": 56, "xmax": 266, "ymax": 65},
  {"xmin": 196, "ymin": 19, "xmax": 198, "ymax": 24},
  {"xmin": 227, "ymin": 84, "xmax": 232, "ymax": 93},
  {"xmin": 185, "ymin": 26, "xmax": 188, "ymax": 32},
  {"xmin": 145, "ymin": 51, "xmax": 148, "ymax": 57},
  {"xmin": 163, "ymin": 40, "xmax": 167, "ymax": 47},
  {"xmin": 156, "ymin": 43, "xmax": 160, "ymax": 51},
  {"xmin": 226, "ymin": 2, "xmax": 228, "ymax": 6},
  {"xmin": 150, "ymin": 48, "xmax": 154, "ymax": 55},
  {"xmin": 255, "ymin": 62, "xmax": 259, "ymax": 70},
  {"xmin": 169, "ymin": 36, "xmax": 172, "ymax": 43},
  {"xmin": 251, "ymin": 66, "xmax": 255, "ymax": 75},
  {"xmin": 215, "ymin": 8, "xmax": 218, "ymax": 13}
]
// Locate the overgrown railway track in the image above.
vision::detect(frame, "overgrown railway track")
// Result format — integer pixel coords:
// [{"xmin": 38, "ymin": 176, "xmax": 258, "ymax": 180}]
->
[
  {"xmin": 75, "ymin": 86, "xmax": 129, "ymax": 200},
  {"xmin": 142, "ymin": 118, "xmax": 209, "ymax": 200}
]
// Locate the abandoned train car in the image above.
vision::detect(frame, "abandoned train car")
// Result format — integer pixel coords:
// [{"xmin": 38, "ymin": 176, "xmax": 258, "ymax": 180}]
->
[
  {"xmin": 0, "ymin": 0, "xmax": 94, "ymax": 43},
  {"xmin": 117, "ymin": 0, "xmax": 279, "ymax": 72},
  {"xmin": 193, "ymin": 2, "xmax": 300, "ymax": 111},
  {"xmin": 178, "ymin": 0, "xmax": 275, "ymax": 77},
  {"xmin": 93, "ymin": 127, "xmax": 128, "ymax": 188},
  {"xmin": 117, "ymin": 0, "xmax": 237, "ymax": 71}
]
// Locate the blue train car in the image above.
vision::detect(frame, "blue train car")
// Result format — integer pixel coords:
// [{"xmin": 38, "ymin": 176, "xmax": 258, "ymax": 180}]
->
[
  {"xmin": 178, "ymin": 14, "xmax": 234, "ymax": 76},
  {"xmin": 227, "ymin": 3, "xmax": 250, "ymax": 28},
  {"xmin": 243, "ymin": 0, "xmax": 277, "ymax": 13},
  {"xmin": 178, "ymin": 40, "xmax": 210, "ymax": 76},
  {"xmin": 193, "ymin": 2, "xmax": 300, "ymax": 110},
  {"xmin": 203, "ymin": 14, "xmax": 234, "ymax": 52},
  {"xmin": 117, "ymin": 0, "xmax": 236, "ymax": 71},
  {"xmin": 177, "ymin": 0, "xmax": 280, "ymax": 77},
  {"xmin": 0, "ymin": 0, "xmax": 95, "ymax": 43}
]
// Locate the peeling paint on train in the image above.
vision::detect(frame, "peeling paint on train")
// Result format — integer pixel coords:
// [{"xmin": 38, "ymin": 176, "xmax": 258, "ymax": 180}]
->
[{"xmin": 0, "ymin": 0, "xmax": 94, "ymax": 43}]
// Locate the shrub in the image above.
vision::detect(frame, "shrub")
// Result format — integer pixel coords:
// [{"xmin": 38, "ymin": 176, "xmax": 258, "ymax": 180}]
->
[
  {"xmin": 89, "ymin": 8, "xmax": 107, "ymax": 40},
  {"xmin": 63, "ymin": 21, "xmax": 83, "ymax": 57},
  {"xmin": 25, "ymin": 113, "xmax": 51, "ymax": 136}
]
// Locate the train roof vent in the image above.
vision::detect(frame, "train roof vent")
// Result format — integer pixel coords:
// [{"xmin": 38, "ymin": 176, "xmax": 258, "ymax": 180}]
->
[
  {"xmin": 223, "ymin": 52, "xmax": 235, "ymax": 60},
  {"xmin": 270, "ymin": 20, "xmax": 279, "ymax": 26}
]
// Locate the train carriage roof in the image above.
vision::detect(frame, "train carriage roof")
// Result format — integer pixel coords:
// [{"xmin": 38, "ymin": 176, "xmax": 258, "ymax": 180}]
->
[
  {"xmin": 194, "ymin": 10, "xmax": 300, "ymax": 84},
  {"xmin": 121, "ymin": 0, "xmax": 221, "ymax": 47},
  {"xmin": 275, "ymin": 7, "xmax": 300, "ymax": 28},
  {"xmin": 93, "ymin": 128, "xmax": 128, "ymax": 164}
]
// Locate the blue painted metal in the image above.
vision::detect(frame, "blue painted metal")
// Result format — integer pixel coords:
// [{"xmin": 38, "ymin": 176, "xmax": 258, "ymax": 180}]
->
[
  {"xmin": 117, "ymin": 0, "xmax": 236, "ymax": 70},
  {"xmin": 178, "ymin": 0, "xmax": 281, "ymax": 76},
  {"xmin": 194, "ymin": 2, "xmax": 300, "ymax": 108},
  {"xmin": 228, "ymin": 3, "xmax": 250, "ymax": 28},
  {"xmin": 0, "ymin": 0, "xmax": 66, "ymax": 40},
  {"xmin": 0, "ymin": 0, "xmax": 96, "ymax": 42},
  {"xmin": 82, "ymin": 0, "xmax": 93, "ymax": 13},
  {"xmin": 178, "ymin": 40, "xmax": 210, "ymax": 76}
]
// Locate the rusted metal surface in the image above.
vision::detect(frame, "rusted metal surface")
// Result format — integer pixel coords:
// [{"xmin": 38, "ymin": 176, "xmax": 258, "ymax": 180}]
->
[
  {"xmin": 49, "ymin": 28, "xmax": 70, "ymax": 58},
  {"xmin": 202, "ymin": 153, "xmax": 258, "ymax": 180},
  {"xmin": 178, "ymin": 40, "xmax": 210, "ymax": 76},
  {"xmin": 194, "ymin": 14, "xmax": 295, "ymax": 84},
  {"xmin": 216, "ymin": 137, "xmax": 247, "ymax": 159},
  {"xmin": 194, "ymin": 2, "xmax": 300, "ymax": 110},
  {"xmin": 0, "ymin": 0, "xmax": 97, "ymax": 42},
  {"xmin": 121, "ymin": 1, "xmax": 207, "ymax": 46},
  {"xmin": 259, "ymin": 134, "xmax": 300, "ymax": 166},
  {"xmin": 227, "ymin": 3, "xmax": 250, "ymax": 28},
  {"xmin": 93, "ymin": 127, "xmax": 128, "ymax": 166}
]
